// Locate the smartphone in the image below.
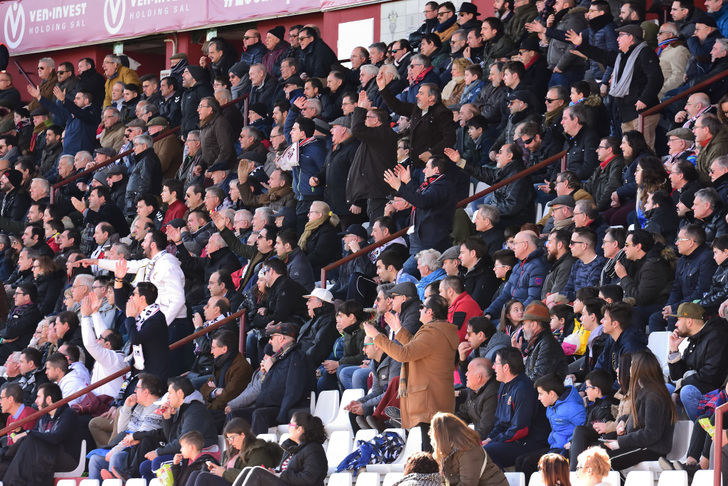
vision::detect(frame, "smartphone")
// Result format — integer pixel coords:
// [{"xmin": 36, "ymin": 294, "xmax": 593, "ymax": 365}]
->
[{"xmin": 598, "ymin": 438, "xmax": 610, "ymax": 443}]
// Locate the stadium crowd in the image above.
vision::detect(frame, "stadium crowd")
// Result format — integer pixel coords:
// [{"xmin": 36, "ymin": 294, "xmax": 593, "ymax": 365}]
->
[{"xmin": 2, "ymin": 0, "xmax": 728, "ymax": 483}]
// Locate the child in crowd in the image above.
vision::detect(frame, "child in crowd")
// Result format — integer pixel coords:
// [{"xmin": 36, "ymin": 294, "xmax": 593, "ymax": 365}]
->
[{"xmin": 170, "ymin": 431, "xmax": 218, "ymax": 486}]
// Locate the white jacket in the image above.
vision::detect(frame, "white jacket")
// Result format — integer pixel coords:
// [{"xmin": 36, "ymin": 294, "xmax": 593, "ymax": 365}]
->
[
  {"xmin": 97, "ymin": 250, "xmax": 187, "ymax": 324},
  {"xmin": 81, "ymin": 315, "xmax": 127, "ymax": 398}
]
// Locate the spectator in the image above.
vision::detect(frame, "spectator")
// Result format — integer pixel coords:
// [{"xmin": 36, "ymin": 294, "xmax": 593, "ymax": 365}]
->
[
  {"xmin": 197, "ymin": 97, "xmax": 234, "ymax": 170},
  {"xmin": 180, "ymin": 66, "xmax": 214, "ymax": 136},
  {"xmin": 248, "ymin": 64, "xmax": 278, "ymax": 115},
  {"xmin": 667, "ymin": 303, "xmax": 728, "ymax": 420},
  {"xmin": 692, "ymin": 187, "xmax": 728, "ymax": 244},
  {"xmin": 409, "ymin": 1, "xmax": 440, "ymax": 49},
  {"xmin": 363, "ymin": 294, "xmax": 459, "ymax": 451},
  {"xmin": 584, "ymin": 136, "xmax": 625, "ymax": 212},
  {"xmin": 431, "ymin": 412, "xmax": 509, "ymax": 485},
  {"xmin": 240, "ymin": 29, "xmax": 267, "ymax": 66},
  {"xmin": 455, "ymin": 237, "xmax": 496, "ymax": 309},
  {"xmin": 200, "ymin": 330, "xmax": 252, "ymax": 413},
  {"xmin": 159, "ymin": 76, "xmax": 182, "ymax": 128},
  {"xmin": 575, "ymin": 447, "xmax": 612, "ymax": 484},
  {"xmin": 17, "ymin": 347, "xmax": 48, "ymax": 405},
  {"xmin": 0, "ymin": 169, "xmax": 30, "ymax": 221},
  {"xmin": 137, "ymin": 376, "xmax": 218, "ymax": 481},
  {"xmin": 700, "ymin": 235, "xmax": 728, "ymax": 314},
  {"xmin": 101, "ymin": 54, "xmax": 140, "ymax": 108},
  {"xmin": 569, "ymin": 25, "xmax": 664, "ymax": 149},
  {"xmin": 695, "ymin": 114, "xmax": 728, "ymax": 185},
  {"xmin": 232, "ymin": 411, "xmax": 328, "ymax": 486},
  {"xmin": 122, "ymin": 281, "xmax": 171, "ymax": 380},
  {"xmin": 31, "ymin": 255, "xmax": 64, "ymax": 315},
  {"xmin": 26, "ymin": 57, "xmax": 58, "ymax": 113},
  {"xmin": 541, "ymin": 229, "xmax": 575, "ymax": 299},
  {"xmin": 273, "ymin": 227, "xmax": 314, "ymax": 291},
  {"xmin": 0, "ymin": 284, "xmax": 42, "ymax": 363},
  {"xmin": 44, "ymin": 352, "xmax": 86, "ymax": 406},
  {"xmin": 455, "ymin": 357, "xmax": 499, "ymax": 440},
  {"xmin": 513, "ymin": 301, "xmax": 568, "ymax": 380},
  {"xmin": 297, "ymin": 27, "xmax": 339, "ymax": 79},
  {"xmin": 482, "ymin": 347, "xmax": 548, "ymax": 468},
  {"xmin": 31, "ymin": 86, "xmax": 99, "ymax": 156},
  {"xmin": 298, "ymin": 200, "xmax": 341, "ymax": 275},
  {"xmin": 287, "ymin": 117, "xmax": 326, "ymax": 230},
  {"xmin": 485, "ymin": 231, "xmax": 547, "ymax": 318},
  {"xmin": 594, "ymin": 302, "xmax": 646, "ymax": 383},
  {"xmin": 537, "ymin": 454, "xmax": 572, "ymax": 486},
  {"xmin": 79, "ymin": 293, "xmax": 125, "ymax": 399},
  {"xmin": 558, "ymin": 228, "xmax": 606, "ymax": 301},
  {"xmin": 1, "ymin": 383, "xmax": 81, "ymax": 485},
  {"xmin": 298, "ymin": 288, "xmax": 338, "ymax": 368},
  {"xmin": 601, "ymin": 350, "xmax": 676, "ymax": 470}
]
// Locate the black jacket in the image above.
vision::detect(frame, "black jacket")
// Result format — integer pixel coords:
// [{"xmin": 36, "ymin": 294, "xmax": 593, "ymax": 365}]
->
[
  {"xmin": 159, "ymin": 91, "xmax": 182, "ymax": 128},
  {"xmin": 2, "ymin": 304, "xmax": 42, "ymax": 350},
  {"xmin": 256, "ymin": 343, "xmax": 315, "ymax": 424},
  {"xmin": 297, "ymin": 306, "xmax": 338, "ymax": 367},
  {"xmin": 29, "ymin": 403, "xmax": 81, "ymax": 456},
  {"xmin": 462, "ymin": 158, "xmax": 536, "ymax": 227},
  {"xmin": 278, "ymin": 440, "xmax": 328, "ymax": 486},
  {"xmin": 279, "ymin": 248, "xmax": 315, "ymax": 292},
  {"xmin": 84, "ymin": 202, "xmax": 130, "ymax": 237},
  {"xmin": 619, "ymin": 246, "xmax": 672, "ymax": 307},
  {"xmin": 321, "ymin": 137, "xmax": 360, "ymax": 216},
  {"xmin": 409, "ymin": 18, "xmax": 439, "ymax": 48},
  {"xmin": 583, "ymin": 156, "xmax": 625, "ymax": 211},
  {"xmin": 463, "ymin": 257, "xmax": 498, "ymax": 310},
  {"xmin": 399, "ymin": 298, "xmax": 423, "ymax": 336},
  {"xmin": 586, "ymin": 395, "xmax": 617, "ymax": 424},
  {"xmin": 456, "ymin": 378, "xmax": 499, "ymax": 440},
  {"xmin": 299, "ymin": 38, "xmax": 339, "ymax": 78},
  {"xmin": 617, "ymin": 387, "xmax": 674, "ymax": 456},
  {"xmin": 125, "ymin": 147, "xmax": 162, "ymax": 215},
  {"xmin": 180, "ymin": 82, "xmax": 214, "ymax": 136},
  {"xmin": 34, "ymin": 271, "xmax": 65, "ymax": 316},
  {"xmin": 564, "ymin": 126, "xmax": 600, "ymax": 180},
  {"xmin": 346, "ymin": 107, "xmax": 397, "ymax": 203},
  {"xmin": 700, "ymin": 260, "xmax": 728, "ymax": 314},
  {"xmin": 696, "ymin": 206, "xmax": 728, "ymax": 245},
  {"xmin": 77, "ymin": 69, "xmax": 106, "ymax": 108},
  {"xmin": 541, "ymin": 253, "xmax": 576, "ymax": 299},
  {"xmin": 666, "ymin": 244, "xmax": 716, "ymax": 309},
  {"xmin": 251, "ymin": 276, "xmax": 307, "ymax": 330},
  {"xmin": 124, "ymin": 308, "xmax": 170, "ymax": 381},
  {"xmin": 303, "ymin": 222, "xmax": 342, "ymax": 276},
  {"xmin": 0, "ymin": 188, "xmax": 31, "ymax": 221},
  {"xmin": 249, "ymin": 78, "xmax": 279, "ymax": 115},
  {"xmin": 643, "ymin": 204, "xmax": 679, "ymax": 245},
  {"xmin": 524, "ymin": 330, "xmax": 568, "ymax": 381},
  {"xmin": 668, "ymin": 317, "xmax": 728, "ymax": 394},
  {"xmin": 397, "ymin": 171, "xmax": 457, "ymax": 252},
  {"xmin": 577, "ymin": 40, "xmax": 664, "ymax": 123}
]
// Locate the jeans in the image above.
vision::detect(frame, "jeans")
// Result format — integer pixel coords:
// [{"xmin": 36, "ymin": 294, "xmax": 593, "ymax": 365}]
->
[
  {"xmin": 351, "ymin": 367, "xmax": 371, "ymax": 391},
  {"xmin": 88, "ymin": 449, "xmax": 129, "ymax": 480},
  {"xmin": 680, "ymin": 384, "xmax": 703, "ymax": 421},
  {"xmin": 337, "ymin": 365, "xmax": 359, "ymax": 390}
]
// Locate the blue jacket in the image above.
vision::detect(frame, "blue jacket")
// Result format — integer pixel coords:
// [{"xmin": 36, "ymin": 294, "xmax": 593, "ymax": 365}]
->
[
  {"xmin": 710, "ymin": 2, "xmax": 728, "ymax": 38},
  {"xmin": 594, "ymin": 325, "xmax": 647, "ymax": 385},
  {"xmin": 40, "ymin": 97, "xmax": 99, "ymax": 155},
  {"xmin": 667, "ymin": 244, "xmax": 716, "ymax": 309},
  {"xmin": 546, "ymin": 386, "xmax": 587, "ymax": 449},
  {"xmin": 486, "ymin": 247, "xmax": 547, "ymax": 316},
  {"xmin": 459, "ymin": 80, "xmax": 486, "ymax": 105},
  {"xmin": 396, "ymin": 68, "xmax": 442, "ymax": 104},
  {"xmin": 488, "ymin": 373, "xmax": 547, "ymax": 444},
  {"xmin": 240, "ymin": 42, "xmax": 266, "ymax": 66},
  {"xmin": 397, "ymin": 172, "xmax": 458, "ymax": 252},
  {"xmin": 416, "ymin": 268, "xmax": 446, "ymax": 300},
  {"xmin": 561, "ymin": 255, "xmax": 607, "ymax": 301},
  {"xmin": 292, "ymin": 137, "xmax": 327, "ymax": 200},
  {"xmin": 257, "ymin": 343, "xmax": 315, "ymax": 424}
]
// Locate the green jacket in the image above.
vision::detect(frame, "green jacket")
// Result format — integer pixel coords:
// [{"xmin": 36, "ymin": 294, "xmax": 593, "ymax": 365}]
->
[{"xmin": 222, "ymin": 438, "xmax": 284, "ymax": 483}]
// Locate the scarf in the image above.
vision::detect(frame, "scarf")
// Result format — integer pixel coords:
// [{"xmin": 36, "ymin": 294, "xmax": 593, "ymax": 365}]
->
[
  {"xmin": 298, "ymin": 215, "xmax": 330, "ymax": 251},
  {"xmin": 544, "ymin": 105, "xmax": 565, "ymax": 127},
  {"xmin": 411, "ymin": 66, "xmax": 433, "ymax": 86},
  {"xmin": 609, "ymin": 42, "xmax": 648, "ymax": 98},
  {"xmin": 135, "ymin": 303, "xmax": 160, "ymax": 330},
  {"xmin": 441, "ymin": 76, "xmax": 464, "ymax": 101},
  {"xmin": 435, "ymin": 14, "xmax": 457, "ymax": 33},
  {"xmin": 410, "ymin": 174, "xmax": 444, "ymax": 225},
  {"xmin": 214, "ymin": 349, "xmax": 237, "ymax": 388},
  {"xmin": 656, "ymin": 37, "xmax": 679, "ymax": 56}
]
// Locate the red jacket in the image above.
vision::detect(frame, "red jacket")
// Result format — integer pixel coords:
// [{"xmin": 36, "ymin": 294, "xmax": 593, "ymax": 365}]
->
[
  {"xmin": 162, "ymin": 199, "xmax": 188, "ymax": 229},
  {"xmin": 448, "ymin": 291, "xmax": 483, "ymax": 342},
  {"xmin": 7, "ymin": 404, "xmax": 37, "ymax": 445}
]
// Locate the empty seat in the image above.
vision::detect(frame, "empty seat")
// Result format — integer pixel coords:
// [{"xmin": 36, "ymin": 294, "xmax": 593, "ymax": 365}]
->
[
  {"xmin": 79, "ymin": 480, "xmax": 101, "ymax": 486},
  {"xmin": 315, "ymin": 389, "xmax": 341, "ymax": 426},
  {"xmin": 648, "ymin": 331, "xmax": 670, "ymax": 372},
  {"xmin": 354, "ymin": 428, "xmax": 378, "ymax": 444},
  {"xmin": 658, "ymin": 470, "xmax": 688, "ymax": 486},
  {"xmin": 382, "ymin": 472, "xmax": 405, "ymax": 486},
  {"xmin": 568, "ymin": 471, "xmax": 620, "ymax": 486},
  {"xmin": 149, "ymin": 480, "xmax": 162, "ymax": 486},
  {"xmin": 355, "ymin": 471, "xmax": 380, "ymax": 486},
  {"xmin": 625, "ymin": 470, "xmax": 653, "ymax": 486},
  {"xmin": 101, "ymin": 479, "xmax": 123, "ymax": 486},
  {"xmin": 328, "ymin": 472, "xmax": 354, "ymax": 486},
  {"xmin": 125, "ymin": 479, "xmax": 148, "ymax": 486},
  {"xmin": 692, "ymin": 470, "xmax": 719, "ymax": 486},
  {"xmin": 54, "ymin": 439, "xmax": 87, "ymax": 478},
  {"xmin": 326, "ymin": 388, "xmax": 366, "ymax": 433},
  {"xmin": 529, "ymin": 471, "xmax": 543, "ymax": 486},
  {"xmin": 54, "ymin": 481, "xmax": 77, "ymax": 486},
  {"xmin": 327, "ymin": 430, "xmax": 354, "ymax": 474},
  {"xmin": 505, "ymin": 472, "xmax": 526, "ymax": 486},
  {"xmin": 667, "ymin": 421, "xmax": 694, "ymax": 461}
]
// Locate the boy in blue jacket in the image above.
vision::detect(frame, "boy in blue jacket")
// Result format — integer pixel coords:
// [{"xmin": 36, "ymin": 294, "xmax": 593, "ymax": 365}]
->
[{"xmin": 514, "ymin": 373, "xmax": 587, "ymax": 478}]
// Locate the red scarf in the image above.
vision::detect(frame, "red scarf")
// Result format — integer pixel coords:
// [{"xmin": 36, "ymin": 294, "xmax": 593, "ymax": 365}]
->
[
  {"xmin": 599, "ymin": 154, "xmax": 616, "ymax": 170},
  {"xmin": 411, "ymin": 66, "xmax": 433, "ymax": 85}
]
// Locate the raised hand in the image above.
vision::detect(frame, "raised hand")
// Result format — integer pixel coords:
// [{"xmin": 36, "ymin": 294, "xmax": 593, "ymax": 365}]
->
[
  {"xmin": 114, "ymin": 258, "xmax": 128, "ymax": 280},
  {"xmin": 565, "ymin": 29, "xmax": 583, "ymax": 47},
  {"xmin": 52, "ymin": 85, "xmax": 66, "ymax": 102},
  {"xmin": 383, "ymin": 169, "xmax": 401, "ymax": 191},
  {"xmin": 376, "ymin": 71, "xmax": 387, "ymax": 90},
  {"xmin": 26, "ymin": 84, "xmax": 41, "ymax": 100},
  {"xmin": 210, "ymin": 210, "xmax": 226, "ymax": 231},
  {"xmin": 443, "ymin": 147, "xmax": 461, "ymax": 163},
  {"xmin": 358, "ymin": 90, "xmax": 372, "ymax": 109}
]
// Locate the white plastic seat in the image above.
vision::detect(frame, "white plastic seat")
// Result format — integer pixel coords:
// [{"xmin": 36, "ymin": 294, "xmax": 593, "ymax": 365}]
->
[
  {"xmin": 327, "ymin": 430, "xmax": 354, "ymax": 474},
  {"xmin": 568, "ymin": 471, "xmax": 620, "ymax": 486},
  {"xmin": 625, "ymin": 470, "xmax": 653, "ymax": 486},
  {"xmin": 79, "ymin": 480, "xmax": 100, "ymax": 486},
  {"xmin": 326, "ymin": 388, "xmax": 366, "ymax": 433},
  {"xmin": 149, "ymin": 480, "xmax": 163, "ymax": 486},
  {"xmin": 279, "ymin": 432, "xmax": 290, "ymax": 444},
  {"xmin": 648, "ymin": 331, "xmax": 670, "ymax": 372},
  {"xmin": 328, "ymin": 472, "xmax": 354, "ymax": 486},
  {"xmin": 529, "ymin": 471, "xmax": 543, "ymax": 486},
  {"xmin": 366, "ymin": 427, "xmax": 417, "ymax": 474},
  {"xmin": 257, "ymin": 433, "xmax": 277, "ymax": 442},
  {"xmin": 692, "ymin": 470, "xmax": 719, "ymax": 486},
  {"xmin": 667, "ymin": 420, "xmax": 694, "ymax": 461},
  {"xmin": 125, "ymin": 479, "xmax": 148, "ymax": 486},
  {"xmin": 382, "ymin": 472, "xmax": 405, "ymax": 486},
  {"xmin": 315, "ymin": 389, "xmax": 341, "ymax": 426},
  {"xmin": 55, "ymin": 481, "xmax": 77, "ymax": 486},
  {"xmin": 658, "ymin": 470, "xmax": 688, "ymax": 486},
  {"xmin": 354, "ymin": 428, "xmax": 378, "ymax": 444},
  {"xmin": 54, "ymin": 439, "xmax": 86, "ymax": 478},
  {"xmin": 505, "ymin": 471, "xmax": 526, "ymax": 486},
  {"xmin": 101, "ymin": 479, "xmax": 123, "ymax": 486},
  {"xmin": 310, "ymin": 390, "xmax": 316, "ymax": 413},
  {"xmin": 355, "ymin": 471, "xmax": 380, "ymax": 486}
]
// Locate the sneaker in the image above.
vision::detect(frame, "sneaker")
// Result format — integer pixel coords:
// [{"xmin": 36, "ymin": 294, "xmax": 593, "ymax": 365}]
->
[
  {"xmin": 100, "ymin": 469, "xmax": 115, "ymax": 481},
  {"xmin": 658, "ymin": 457, "xmax": 674, "ymax": 470}
]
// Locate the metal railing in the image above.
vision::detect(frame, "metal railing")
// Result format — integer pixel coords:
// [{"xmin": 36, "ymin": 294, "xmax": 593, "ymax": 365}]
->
[
  {"xmin": 715, "ymin": 402, "xmax": 727, "ymax": 486},
  {"xmin": 50, "ymin": 94, "xmax": 249, "ymax": 204},
  {"xmin": 638, "ymin": 69, "xmax": 728, "ymax": 131},
  {"xmin": 319, "ymin": 150, "xmax": 568, "ymax": 287},
  {"xmin": 0, "ymin": 310, "xmax": 246, "ymax": 438}
]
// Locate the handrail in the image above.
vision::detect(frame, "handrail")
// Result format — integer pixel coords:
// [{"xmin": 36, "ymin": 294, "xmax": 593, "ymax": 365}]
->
[
  {"xmin": 715, "ymin": 402, "xmax": 728, "ymax": 486},
  {"xmin": 0, "ymin": 309, "xmax": 245, "ymax": 438},
  {"xmin": 638, "ymin": 69, "xmax": 728, "ymax": 131},
  {"xmin": 319, "ymin": 149, "xmax": 568, "ymax": 287},
  {"xmin": 50, "ymin": 93, "xmax": 249, "ymax": 203}
]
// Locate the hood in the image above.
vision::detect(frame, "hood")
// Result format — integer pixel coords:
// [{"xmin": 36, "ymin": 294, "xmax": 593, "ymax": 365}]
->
[
  {"xmin": 183, "ymin": 390, "xmax": 205, "ymax": 405},
  {"xmin": 186, "ymin": 65, "xmax": 208, "ymax": 84},
  {"xmin": 555, "ymin": 385, "xmax": 583, "ymax": 408}
]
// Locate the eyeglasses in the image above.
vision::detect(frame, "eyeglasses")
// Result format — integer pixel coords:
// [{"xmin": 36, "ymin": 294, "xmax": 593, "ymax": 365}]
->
[
  {"xmin": 437, "ymin": 11, "xmax": 450, "ymax": 16},
  {"xmin": 243, "ymin": 36, "xmax": 257, "ymax": 40},
  {"xmin": 597, "ymin": 145, "xmax": 609, "ymax": 149},
  {"xmin": 522, "ymin": 136, "xmax": 535, "ymax": 144},
  {"xmin": 544, "ymin": 98, "xmax": 558, "ymax": 103},
  {"xmin": 408, "ymin": 63, "xmax": 424, "ymax": 69},
  {"xmin": 14, "ymin": 291, "xmax": 26, "ymax": 296},
  {"xmin": 569, "ymin": 240, "xmax": 586, "ymax": 246},
  {"xmin": 56, "ymin": 70, "xmax": 68, "ymax": 75},
  {"xmin": 676, "ymin": 237, "xmax": 691, "ymax": 243}
]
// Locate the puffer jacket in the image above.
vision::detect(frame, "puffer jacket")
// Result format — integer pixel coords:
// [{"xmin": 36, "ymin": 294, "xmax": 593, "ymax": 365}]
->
[
  {"xmin": 620, "ymin": 245, "xmax": 673, "ymax": 307},
  {"xmin": 359, "ymin": 354, "xmax": 401, "ymax": 414},
  {"xmin": 699, "ymin": 260, "xmax": 728, "ymax": 314},
  {"xmin": 545, "ymin": 7, "xmax": 589, "ymax": 72},
  {"xmin": 462, "ymin": 157, "xmax": 536, "ymax": 227},
  {"xmin": 545, "ymin": 386, "xmax": 587, "ymax": 449},
  {"xmin": 125, "ymin": 147, "xmax": 162, "ymax": 215},
  {"xmin": 340, "ymin": 322, "xmax": 366, "ymax": 367},
  {"xmin": 278, "ymin": 440, "xmax": 328, "ymax": 486},
  {"xmin": 297, "ymin": 306, "xmax": 339, "ymax": 368},
  {"xmin": 696, "ymin": 204, "xmax": 728, "ymax": 245},
  {"xmin": 666, "ymin": 244, "xmax": 716, "ymax": 309},
  {"xmin": 668, "ymin": 317, "xmax": 728, "ymax": 393},
  {"xmin": 292, "ymin": 136, "xmax": 327, "ymax": 201},
  {"xmin": 524, "ymin": 330, "xmax": 569, "ymax": 381},
  {"xmin": 486, "ymin": 247, "xmax": 547, "ymax": 316},
  {"xmin": 564, "ymin": 125, "xmax": 600, "ymax": 180},
  {"xmin": 240, "ymin": 42, "xmax": 267, "ymax": 66}
]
